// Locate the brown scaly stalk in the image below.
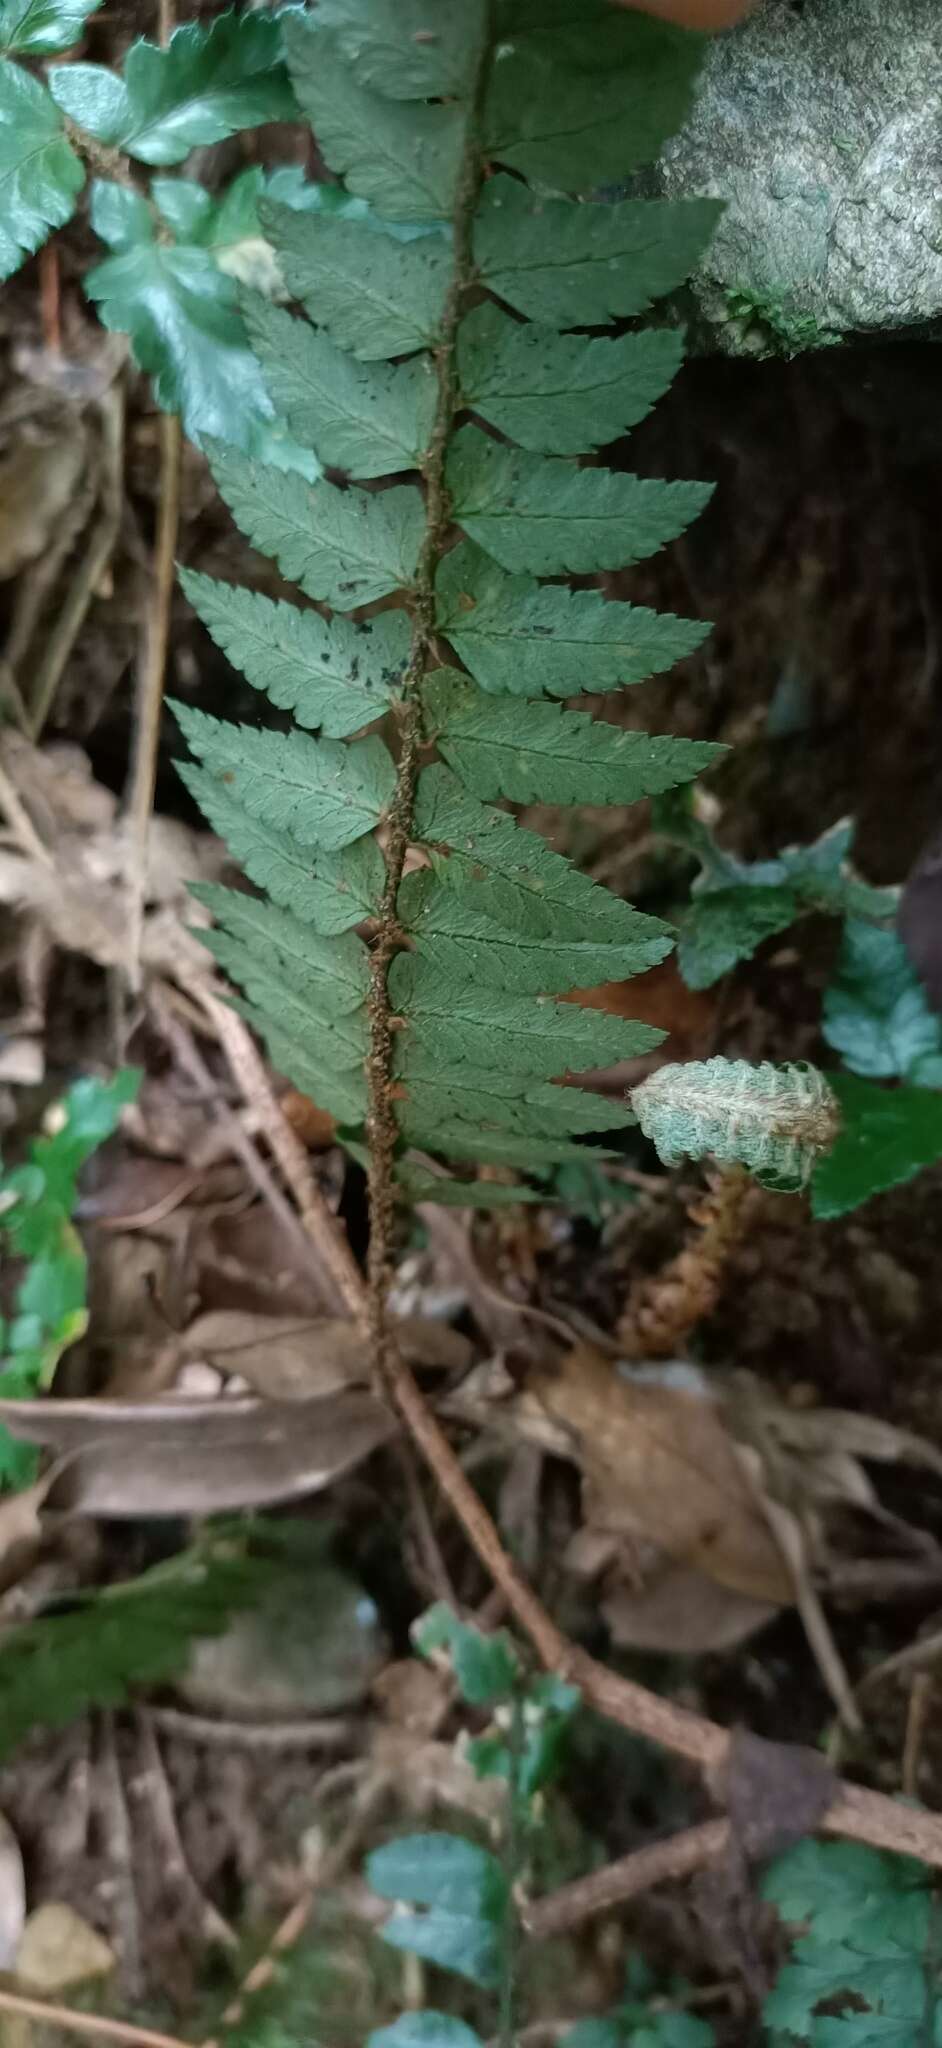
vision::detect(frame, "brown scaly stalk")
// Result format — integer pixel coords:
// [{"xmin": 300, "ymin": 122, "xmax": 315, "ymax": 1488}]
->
[{"xmin": 363, "ymin": 15, "xmax": 495, "ymax": 1387}]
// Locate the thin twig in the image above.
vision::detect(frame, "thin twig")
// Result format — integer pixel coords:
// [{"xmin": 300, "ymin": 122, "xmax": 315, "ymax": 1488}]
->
[
  {"xmin": 196, "ymin": 986, "xmax": 365, "ymax": 1317},
  {"xmin": 903, "ymin": 1673, "xmax": 933, "ymax": 1801},
  {"xmin": 27, "ymin": 382, "xmax": 125, "ymax": 741},
  {"xmin": 523, "ymin": 1820, "xmax": 731, "ymax": 1940},
  {"xmin": 12, "ymin": 461, "xmax": 97, "ymax": 702},
  {"xmin": 0, "ymin": 1992, "xmax": 188, "ymax": 2048},
  {"xmin": 126, "ymin": 408, "xmax": 181, "ymax": 987},
  {"xmin": 0, "ymin": 751, "xmax": 55, "ymax": 867},
  {"xmin": 148, "ymin": 1704, "xmax": 357, "ymax": 1751},
  {"xmin": 97, "ymin": 1711, "xmax": 143, "ymax": 1995},
  {"xmin": 159, "ymin": 988, "xmax": 336, "ymax": 1286},
  {"xmin": 134, "ymin": 1713, "xmax": 238, "ymax": 1950}
]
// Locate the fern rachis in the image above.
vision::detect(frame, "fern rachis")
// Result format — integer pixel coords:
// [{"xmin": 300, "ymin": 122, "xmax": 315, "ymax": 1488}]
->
[{"xmin": 178, "ymin": 0, "xmax": 753, "ymax": 1356}]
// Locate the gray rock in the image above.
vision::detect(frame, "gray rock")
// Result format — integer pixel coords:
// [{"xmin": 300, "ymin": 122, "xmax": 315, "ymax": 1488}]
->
[
  {"xmin": 656, "ymin": 0, "xmax": 942, "ymax": 352},
  {"xmin": 179, "ymin": 1563, "xmax": 387, "ymax": 1719}
]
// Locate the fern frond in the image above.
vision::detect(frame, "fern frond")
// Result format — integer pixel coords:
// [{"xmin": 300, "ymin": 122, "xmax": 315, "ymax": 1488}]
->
[
  {"xmin": 284, "ymin": 17, "xmax": 463, "ymax": 224},
  {"xmin": 390, "ymin": 954, "xmax": 659, "ymax": 1078},
  {"xmin": 178, "ymin": 0, "xmax": 722, "ymax": 1198},
  {"xmin": 483, "ymin": 3, "xmax": 703, "ymax": 188},
  {"xmin": 179, "ymin": 766, "xmax": 383, "ymax": 933}
]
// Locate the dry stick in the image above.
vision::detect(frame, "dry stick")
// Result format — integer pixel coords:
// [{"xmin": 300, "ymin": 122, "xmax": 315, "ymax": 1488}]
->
[
  {"xmin": 27, "ymin": 381, "xmax": 125, "ymax": 741},
  {"xmin": 135, "ymin": 1713, "xmax": 238, "ymax": 1950},
  {"xmin": 12, "ymin": 464, "xmax": 98, "ymax": 706},
  {"xmin": 160, "ymin": 988, "xmax": 334, "ymax": 1289},
  {"xmin": 198, "ymin": 987, "xmax": 364, "ymax": 1317},
  {"xmin": 0, "ymin": 1993, "xmax": 188, "ymax": 2048},
  {"xmin": 0, "ymin": 752, "xmax": 55, "ymax": 868},
  {"xmin": 126, "ymin": 407, "xmax": 181, "ymax": 988},
  {"xmin": 523, "ymin": 1820, "xmax": 731, "ymax": 1941},
  {"xmin": 149, "ymin": 1703, "xmax": 356, "ymax": 1752}
]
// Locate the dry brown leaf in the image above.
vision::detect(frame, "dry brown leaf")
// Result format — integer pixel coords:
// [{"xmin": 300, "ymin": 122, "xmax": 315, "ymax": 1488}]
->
[
  {"xmin": 178, "ymin": 1310, "xmax": 472, "ymax": 1400},
  {"xmin": 179, "ymin": 1312, "xmax": 370, "ymax": 1401},
  {"xmin": 0, "ymin": 1472, "xmax": 59, "ymax": 1598},
  {"xmin": 0, "ymin": 735, "xmax": 225, "ymax": 983},
  {"xmin": 0, "ymin": 423, "xmax": 87, "ymax": 581},
  {"xmin": 533, "ymin": 1345, "xmax": 793, "ymax": 1606},
  {"xmin": 602, "ymin": 1563, "xmax": 779, "ymax": 1655},
  {"xmin": 0, "ymin": 1391, "xmax": 396, "ymax": 1516}
]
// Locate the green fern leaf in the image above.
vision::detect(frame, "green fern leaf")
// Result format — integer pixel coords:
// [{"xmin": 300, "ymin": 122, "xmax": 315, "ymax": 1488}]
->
[
  {"xmin": 484, "ymin": 5, "xmax": 704, "ymax": 189},
  {"xmin": 206, "ymin": 443, "xmax": 424, "ymax": 609},
  {"xmin": 423, "ymin": 673, "xmax": 723, "ymax": 805},
  {"xmin": 459, "ymin": 305, "xmax": 685, "ymax": 456},
  {"xmin": 414, "ymin": 769, "xmax": 672, "ymax": 968},
  {"xmin": 0, "ymin": 0, "xmax": 102, "ymax": 55},
  {"xmin": 180, "ymin": 767, "xmax": 384, "ymax": 934},
  {"xmin": 180, "ymin": 571, "xmax": 409, "ymax": 736},
  {"xmin": 476, "ymin": 176, "xmax": 721, "ymax": 328},
  {"xmin": 261, "ymin": 201, "xmax": 449, "ymax": 362},
  {"xmin": 447, "ymin": 427, "xmax": 712, "ymax": 576},
  {"xmin": 231, "ymin": 1001, "xmax": 368, "ymax": 1125},
  {"xmin": 391, "ymin": 954, "xmax": 658, "ymax": 1078},
  {"xmin": 244, "ymin": 295, "xmax": 436, "ymax": 479},
  {"xmin": 85, "ymin": 181, "xmax": 316, "ymax": 473},
  {"xmin": 192, "ymin": 886, "xmax": 367, "ymax": 1024},
  {"xmin": 175, "ymin": 707, "xmax": 394, "ymax": 853},
  {"xmin": 394, "ymin": 1169, "xmax": 540, "ymax": 1211},
  {"xmin": 285, "ymin": 18, "xmax": 461, "ymax": 223},
  {"xmin": 400, "ymin": 862, "xmax": 669, "ymax": 997},
  {"xmin": 0, "ymin": 62, "xmax": 83, "ymax": 280},
  {"xmin": 48, "ymin": 8, "xmax": 295, "ymax": 165},
  {"xmin": 313, "ymin": 0, "xmax": 485, "ymax": 99},
  {"xmin": 436, "ymin": 543, "xmax": 707, "ymax": 699},
  {"xmin": 399, "ymin": 1058, "xmax": 632, "ymax": 1157}
]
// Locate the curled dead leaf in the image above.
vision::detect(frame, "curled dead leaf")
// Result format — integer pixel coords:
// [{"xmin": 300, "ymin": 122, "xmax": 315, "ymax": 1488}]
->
[
  {"xmin": 0, "ymin": 1391, "xmax": 397, "ymax": 1516},
  {"xmin": 602, "ymin": 1563, "xmax": 779, "ymax": 1655},
  {"xmin": 177, "ymin": 1310, "xmax": 472, "ymax": 1401},
  {"xmin": 533, "ymin": 1344, "xmax": 793, "ymax": 1607}
]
